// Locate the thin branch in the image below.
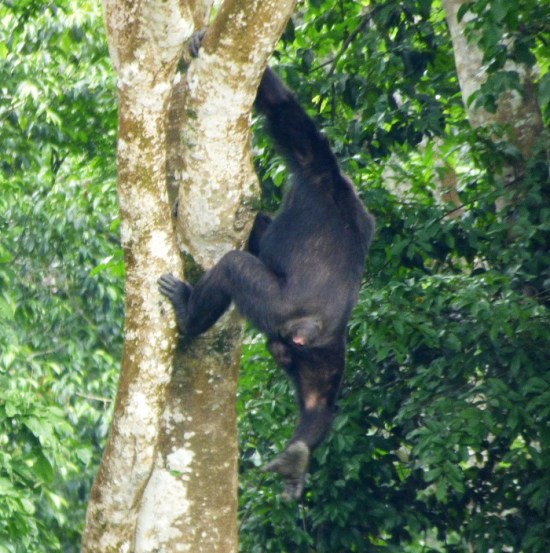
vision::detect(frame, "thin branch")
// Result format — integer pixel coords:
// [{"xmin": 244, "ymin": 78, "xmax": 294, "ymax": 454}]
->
[
  {"xmin": 27, "ymin": 346, "xmax": 66, "ymax": 360},
  {"xmin": 312, "ymin": 7, "xmax": 379, "ymax": 76},
  {"xmin": 75, "ymin": 392, "xmax": 113, "ymax": 405}
]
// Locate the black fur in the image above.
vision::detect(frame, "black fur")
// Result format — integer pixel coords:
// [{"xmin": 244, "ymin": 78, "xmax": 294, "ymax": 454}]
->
[{"xmin": 159, "ymin": 67, "xmax": 374, "ymax": 499}]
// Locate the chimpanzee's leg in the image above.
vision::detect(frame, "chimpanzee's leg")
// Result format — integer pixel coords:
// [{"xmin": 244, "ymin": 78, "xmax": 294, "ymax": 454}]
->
[
  {"xmin": 267, "ymin": 338, "xmax": 293, "ymax": 369},
  {"xmin": 288, "ymin": 341, "xmax": 345, "ymax": 448},
  {"xmin": 263, "ymin": 338, "xmax": 346, "ymax": 499},
  {"xmin": 159, "ymin": 250, "xmax": 285, "ymax": 337},
  {"xmin": 247, "ymin": 212, "xmax": 272, "ymax": 257}
]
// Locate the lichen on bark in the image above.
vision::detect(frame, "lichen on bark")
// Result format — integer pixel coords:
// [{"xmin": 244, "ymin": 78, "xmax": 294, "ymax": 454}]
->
[{"xmin": 83, "ymin": 1, "xmax": 296, "ymax": 552}]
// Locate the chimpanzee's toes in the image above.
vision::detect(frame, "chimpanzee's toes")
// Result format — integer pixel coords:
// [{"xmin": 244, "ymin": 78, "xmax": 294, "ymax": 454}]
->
[{"xmin": 262, "ymin": 441, "xmax": 310, "ymax": 500}]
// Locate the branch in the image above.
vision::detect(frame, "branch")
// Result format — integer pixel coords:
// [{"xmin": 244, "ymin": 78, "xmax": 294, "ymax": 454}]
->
[
  {"xmin": 205, "ymin": 0, "xmax": 297, "ymax": 70},
  {"xmin": 174, "ymin": 0, "xmax": 298, "ymax": 265},
  {"xmin": 75, "ymin": 392, "xmax": 113, "ymax": 405},
  {"xmin": 313, "ymin": 7, "xmax": 379, "ymax": 76}
]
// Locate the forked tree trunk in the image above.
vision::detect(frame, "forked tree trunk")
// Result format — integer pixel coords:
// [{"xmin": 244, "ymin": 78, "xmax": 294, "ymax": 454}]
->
[{"xmin": 82, "ymin": 1, "xmax": 295, "ymax": 551}]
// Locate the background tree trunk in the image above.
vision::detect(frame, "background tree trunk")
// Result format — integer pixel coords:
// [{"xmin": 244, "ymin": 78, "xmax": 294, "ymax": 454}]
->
[
  {"xmin": 82, "ymin": 1, "xmax": 295, "ymax": 551},
  {"xmin": 441, "ymin": 0, "xmax": 544, "ymax": 203}
]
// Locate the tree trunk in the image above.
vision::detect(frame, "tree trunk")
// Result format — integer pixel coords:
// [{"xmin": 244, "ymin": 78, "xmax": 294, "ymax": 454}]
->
[
  {"xmin": 82, "ymin": 1, "xmax": 295, "ymax": 551},
  {"xmin": 441, "ymin": 0, "xmax": 544, "ymax": 200}
]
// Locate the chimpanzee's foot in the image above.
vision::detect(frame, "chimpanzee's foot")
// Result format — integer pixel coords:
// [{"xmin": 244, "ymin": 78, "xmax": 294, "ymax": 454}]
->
[
  {"xmin": 158, "ymin": 274, "xmax": 192, "ymax": 333},
  {"xmin": 158, "ymin": 273, "xmax": 191, "ymax": 304},
  {"xmin": 263, "ymin": 441, "xmax": 310, "ymax": 500}
]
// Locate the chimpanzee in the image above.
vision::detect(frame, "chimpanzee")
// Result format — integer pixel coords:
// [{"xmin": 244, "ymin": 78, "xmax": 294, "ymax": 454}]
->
[{"xmin": 159, "ymin": 65, "xmax": 374, "ymax": 499}]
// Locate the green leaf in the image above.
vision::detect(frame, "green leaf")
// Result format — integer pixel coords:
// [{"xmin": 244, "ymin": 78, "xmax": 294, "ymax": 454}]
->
[
  {"xmin": 538, "ymin": 72, "xmax": 550, "ymax": 110},
  {"xmin": 490, "ymin": 0, "xmax": 509, "ymax": 23},
  {"xmin": 33, "ymin": 452, "xmax": 54, "ymax": 484}
]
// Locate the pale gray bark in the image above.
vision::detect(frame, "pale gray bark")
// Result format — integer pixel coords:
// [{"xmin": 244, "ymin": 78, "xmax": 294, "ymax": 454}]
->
[
  {"xmin": 82, "ymin": 1, "xmax": 296, "ymax": 551},
  {"xmin": 442, "ymin": 0, "xmax": 544, "ymax": 198}
]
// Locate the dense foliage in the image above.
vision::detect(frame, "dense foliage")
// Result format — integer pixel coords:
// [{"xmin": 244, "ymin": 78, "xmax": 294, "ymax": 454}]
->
[
  {"xmin": 1, "ymin": 0, "xmax": 548, "ymax": 552},
  {"xmin": 0, "ymin": 2, "xmax": 119, "ymax": 551},
  {"xmin": 239, "ymin": 1, "xmax": 550, "ymax": 552}
]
